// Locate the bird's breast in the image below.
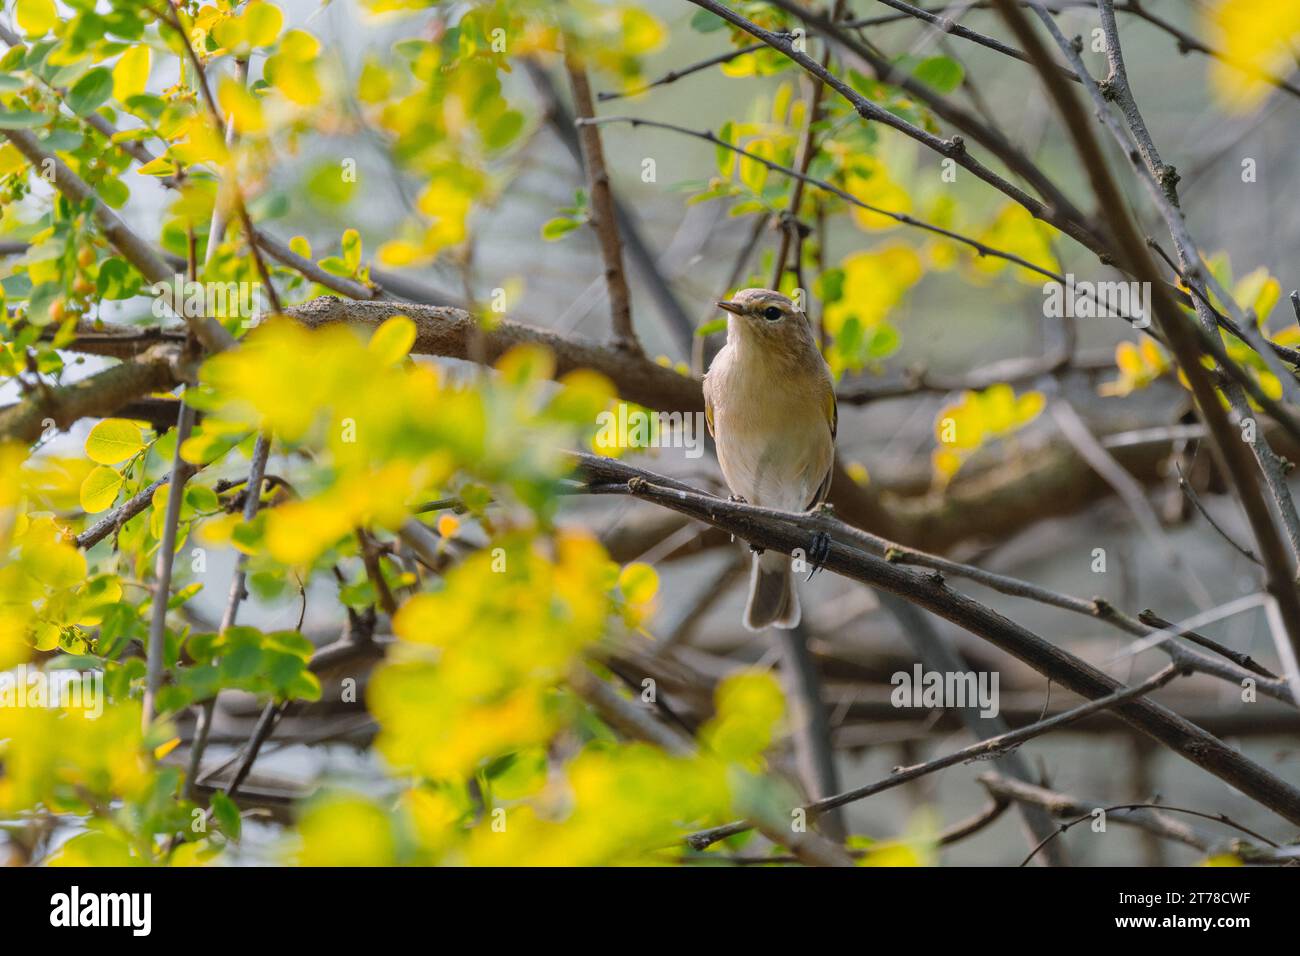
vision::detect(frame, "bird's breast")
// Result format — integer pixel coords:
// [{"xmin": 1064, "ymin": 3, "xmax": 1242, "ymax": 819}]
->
[{"xmin": 706, "ymin": 346, "xmax": 833, "ymax": 512}]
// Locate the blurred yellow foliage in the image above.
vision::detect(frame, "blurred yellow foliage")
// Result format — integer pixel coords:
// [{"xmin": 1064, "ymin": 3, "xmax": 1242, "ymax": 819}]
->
[
  {"xmin": 1203, "ymin": 0, "xmax": 1300, "ymax": 111},
  {"xmin": 932, "ymin": 384, "xmax": 1046, "ymax": 484}
]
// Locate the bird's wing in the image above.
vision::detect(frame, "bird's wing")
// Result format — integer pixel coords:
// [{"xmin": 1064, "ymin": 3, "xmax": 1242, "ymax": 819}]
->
[
  {"xmin": 703, "ymin": 381, "xmax": 716, "ymax": 439},
  {"xmin": 805, "ymin": 461, "xmax": 834, "ymax": 511},
  {"xmin": 805, "ymin": 377, "xmax": 837, "ymax": 510},
  {"xmin": 825, "ymin": 384, "xmax": 837, "ymax": 440}
]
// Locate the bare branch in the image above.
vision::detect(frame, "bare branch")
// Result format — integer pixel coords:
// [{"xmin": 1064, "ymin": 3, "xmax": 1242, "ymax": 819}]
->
[
  {"xmin": 76, "ymin": 476, "xmax": 169, "ymax": 550},
  {"xmin": 1085, "ymin": 0, "xmax": 1300, "ymax": 565},
  {"xmin": 686, "ymin": 664, "xmax": 1185, "ymax": 850},
  {"xmin": 869, "ymin": 0, "xmax": 1082, "ymax": 81},
  {"xmin": 979, "ymin": 773, "xmax": 1292, "ymax": 865},
  {"xmin": 0, "ymin": 345, "xmax": 188, "ymax": 444},
  {"xmin": 563, "ymin": 51, "xmax": 642, "ymax": 356},
  {"xmin": 1136, "ymin": 609, "xmax": 1278, "ymax": 680},
  {"xmin": 574, "ymin": 452, "xmax": 1300, "ymax": 824},
  {"xmin": 993, "ymin": 0, "xmax": 1300, "ymax": 701},
  {"xmin": 142, "ymin": 402, "xmax": 196, "ymax": 728}
]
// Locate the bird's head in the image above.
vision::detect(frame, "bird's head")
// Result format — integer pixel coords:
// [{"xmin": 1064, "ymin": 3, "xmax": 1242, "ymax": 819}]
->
[{"xmin": 716, "ymin": 288, "xmax": 815, "ymax": 354}]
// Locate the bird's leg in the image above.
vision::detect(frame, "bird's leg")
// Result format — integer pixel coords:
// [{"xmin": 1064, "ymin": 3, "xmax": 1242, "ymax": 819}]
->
[{"xmin": 805, "ymin": 530, "xmax": 832, "ymax": 581}]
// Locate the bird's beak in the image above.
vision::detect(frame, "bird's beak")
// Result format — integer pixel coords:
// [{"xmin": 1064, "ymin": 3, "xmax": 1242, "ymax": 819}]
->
[{"xmin": 716, "ymin": 299, "xmax": 744, "ymax": 315}]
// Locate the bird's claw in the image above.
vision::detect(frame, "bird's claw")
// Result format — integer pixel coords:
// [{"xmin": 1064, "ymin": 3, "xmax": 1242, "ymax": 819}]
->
[{"xmin": 805, "ymin": 531, "xmax": 831, "ymax": 581}]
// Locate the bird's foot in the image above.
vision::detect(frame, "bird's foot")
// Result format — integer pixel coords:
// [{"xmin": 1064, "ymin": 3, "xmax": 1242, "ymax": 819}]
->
[{"xmin": 805, "ymin": 531, "xmax": 832, "ymax": 581}]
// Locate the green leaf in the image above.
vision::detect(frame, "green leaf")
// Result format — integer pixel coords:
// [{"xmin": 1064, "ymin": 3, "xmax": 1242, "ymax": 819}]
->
[
  {"xmin": 0, "ymin": 110, "xmax": 49, "ymax": 128},
  {"xmin": 690, "ymin": 9, "xmax": 727, "ymax": 32},
  {"xmin": 184, "ymin": 485, "xmax": 220, "ymax": 513},
  {"xmin": 97, "ymin": 257, "xmax": 141, "ymax": 300},
  {"xmin": 209, "ymin": 791, "xmax": 242, "ymax": 841},
  {"xmin": 540, "ymin": 217, "xmax": 580, "ymax": 241},
  {"xmin": 67, "ymin": 67, "xmax": 114, "ymax": 115},
  {"xmin": 85, "ymin": 418, "xmax": 145, "ymax": 464},
  {"xmin": 168, "ymin": 582, "xmax": 204, "ymax": 610},
  {"xmin": 306, "ymin": 160, "xmax": 355, "ymax": 206},
  {"xmin": 317, "ymin": 256, "xmax": 350, "ymax": 277},
  {"xmin": 341, "ymin": 228, "xmax": 361, "ymax": 271},
  {"xmin": 913, "ymin": 56, "xmax": 964, "ymax": 93},
  {"xmin": 715, "ymin": 121, "xmax": 734, "ymax": 176},
  {"xmin": 482, "ymin": 108, "xmax": 524, "ymax": 150},
  {"xmin": 695, "ymin": 318, "xmax": 727, "ymax": 337}
]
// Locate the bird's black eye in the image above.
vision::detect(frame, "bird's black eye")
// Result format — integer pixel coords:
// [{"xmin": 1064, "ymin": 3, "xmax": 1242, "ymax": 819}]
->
[{"xmin": 762, "ymin": 305, "xmax": 784, "ymax": 322}]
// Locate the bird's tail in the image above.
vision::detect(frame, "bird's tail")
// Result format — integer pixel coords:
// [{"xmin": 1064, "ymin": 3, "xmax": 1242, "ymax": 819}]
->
[{"xmin": 744, "ymin": 550, "xmax": 800, "ymax": 630}]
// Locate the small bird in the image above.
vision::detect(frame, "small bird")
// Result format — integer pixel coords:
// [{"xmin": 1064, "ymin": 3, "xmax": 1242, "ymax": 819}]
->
[{"xmin": 703, "ymin": 288, "xmax": 837, "ymax": 630}]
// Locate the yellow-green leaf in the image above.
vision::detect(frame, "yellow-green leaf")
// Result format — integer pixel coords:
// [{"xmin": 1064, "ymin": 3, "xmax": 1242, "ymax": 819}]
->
[
  {"xmin": 243, "ymin": 2, "xmax": 284, "ymax": 47},
  {"xmin": 112, "ymin": 45, "xmax": 152, "ymax": 102},
  {"xmin": 80, "ymin": 466, "xmax": 124, "ymax": 513},
  {"xmin": 218, "ymin": 77, "xmax": 265, "ymax": 135},
  {"xmin": 85, "ymin": 418, "xmax": 145, "ymax": 464},
  {"xmin": 368, "ymin": 315, "xmax": 416, "ymax": 365},
  {"xmin": 16, "ymin": 0, "xmax": 57, "ymax": 37},
  {"xmin": 618, "ymin": 562, "xmax": 659, "ymax": 605}
]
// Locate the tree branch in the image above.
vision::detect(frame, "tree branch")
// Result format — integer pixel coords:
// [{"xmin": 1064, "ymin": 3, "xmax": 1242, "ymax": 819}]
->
[
  {"xmin": 574, "ymin": 452, "xmax": 1300, "ymax": 825},
  {"xmin": 995, "ymin": 0, "xmax": 1300, "ymax": 700},
  {"xmin": 0, "ymin": 129, "xmax": 233, "ymax": 354},
  {"xmin": 0, "ymin": 345, "xmax": 188, "ymax": 444},
  {"xmin": 563, "ymin": 51, "xmax": 642, "ymax": 356},
  {"xmin": 978, "ymin": 772, "xmax": 1292, "ymax": 865},
  {"xmin": 686, "ymin": 664, "xmax": 1185, "ymax": 849}
]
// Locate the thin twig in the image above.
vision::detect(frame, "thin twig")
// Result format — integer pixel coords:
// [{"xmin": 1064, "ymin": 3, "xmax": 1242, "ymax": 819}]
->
[
  {"xmin": 183, "ymin": 434, "xmax": 271, "ymax": 800},
  {"xmin": 686, "ymin": 0, "xmax": 1108, "ymax": 259},
  {"xmin": 979, "ymin": 773, "xmax": 1289, "ymax": 866},
  {"xmin": 685, "ymin": 665, "xmax": 1184, "ymax": 850},
  {"xmin": 76, "ymin": 476, "xmax": 168, "ymax": 549},
  {"xmin": 1136, "ymin": 609, "xmax": 1277, "ymax": 680},
  {"xmin": 141, "ymin": 402, "xmax": 195, "ymax": 728},
  {"xmin": 1174, "ymin": 462, "xmax": 1261, "ymax": 567},
  {"xmin": 869, "ymin": 0, "xmax": 1082, "ymax": 81},
  {"xmin": 563, "ymin": 51, "xmax": 641, "ymax": 356},
  {"xmin": 771, "ymin": 0, "xmax": 848, "ymax": 289}
]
